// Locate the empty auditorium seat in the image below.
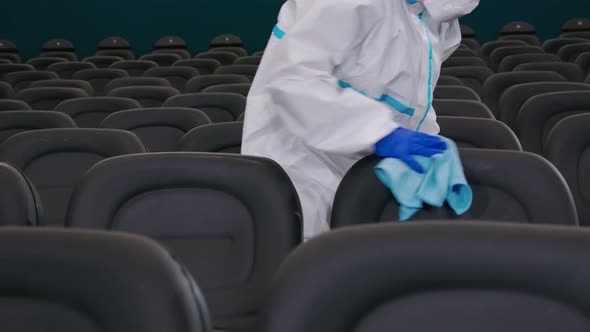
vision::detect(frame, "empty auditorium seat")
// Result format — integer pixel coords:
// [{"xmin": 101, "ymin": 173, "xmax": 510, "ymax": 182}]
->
[
  {"xmin": 6, "ymin": 71, "xmax": 58, "ymax": 92},
  {"xmin": 164, "ymin": 93, "xmax": 246, "ymax": 122},
  {"xmin": 203, "ymin": 83, "xmax": 251, "ymax": 97},
  {"xmin": 83, "ymin": 56, "xmax": 125, "ymax": 69},
  {"xmin": 332, "ymin": 149, "xmax": 578, "ymax": 226},
  {"xmin": 235, "ymin": 56, "xmax": 263, "ymax": 66},
  {"xmin": 0, "ymin": 64, "xmax": 34, "ymax": 81},
  {"xmin": 153, "ymin": 48, "xmax": 192, "ymax": 60},
  {"xmin": 178, "ymin": 122, "xmax": 243, "ymax": 153},
  {"xmin": 261, "ymin": 222, "xmax": 590, "ymax": 332},
  {"xmin": 558, "ymin": 43, "xmax": 590, "ymax": 62},
  {"xmin": 478, "ymin": 40, "xmax": 528, "ymax": 59},
  {"xmin": 30, "ymin": 79, "xmax": 94, "ymax": 96},
  {"xmin": 497, "ymin": 53, "xmax": 561, "ymax": 72},
  {"xmin": 55, "ymin": 97, "xmax": 141, "ymax": 128},
  {"xmin": 0, "ymin": 163, "xmax": 41, "ymax": 226},
  {"xmin": 442, "ymin": 57, "xmax": 488, "ymax": 68},
  {"xmin": 0, "ymin": 54, "xmax": 20, "ymax": 64},
  {"xmin": 432, "ymin": 100, "xmax": 494, "ymax": 118},
  {"xmin": 433, "ymin": 86, "xmax": 480, "ymax": 101},
  {"xmin": 100, "ymin": 108, "xmax": 210, "ymax": 152},
  {"xmin": 26, "ymin": 57, "xmax": 68, "ymax": 71},
  {"xmin": 546, "ymin": 114, "xmax": 590, "ymax": 225},
  {"xmin": 438, "ymin": 116, "xmax": 521, "ymax": 150},
  {"xmin": 0, "ymin": 59, "xmax": 11, "ymax": 64},
  {"xmin": 561, "ymin": 31, "xmax": 590, "ymax": 40},
  {"xmin": 15, "ymin": 87, "xmax": 88, "ymax": 110},
  {"xmin": 517, "ymin": 91, "xmax": 590, "ymax": 154},
  {"xmin": 144, "ymin": 66, "xmax": 199, "ymax": 90},
  {"xmin": 482, "ymin": 71, "xmax": 567, "ymax": 116},
  {"xmin": 0, "ymin": 81, "xmax": 13, "ymax": 99},
  {"xmin": 489, "ymin": 46, "xmax": 544, "ymax": 71},
  {"xmin": 98, "ymin": 36, "xmax": 132, "ymax": 50},
  {"xmin": 498, "ymin": 82, "xmax": 590, "ymax": 129},
  {"xmin": 0, "ymin": 99, "xmax": 31, "ymax": 111},
  {"xmin": 0, "ymin": 111, "xmax": 76, "ymax": 143},
  {"xmin": 195, "ymin": 52, "xmax": 238, "ymax": 66},
  {"xmin": 498, "ymin": 22, "xmax": 541, "ymax": 45},
  {"xmin": 437, "ymin": 76, "xmax": 464, "ymax": 86},
  {"xmin": 104, "ymin": 77, "xmax": 172, "ymax": 94},
  {"xmin": 0, "ymin": 129, "xmax": 146, "ymax": 226},
  {"xmin": 543, "ymin": 38, "xmax": 588, "ymax": 54},
  {"xmin": 214, "ymin": 65, "xmax": 257, "ymax": 81},
  {"xmin": 73, "ymin": 68, "xmax": 128, "ymax": 96},
  {"xmin": 252, "ymin": 51, "xmax": 264, "ymax": 57},
  {"xmin": 40, "ymin": 51, "xmax": 78, "ymax": 62},
  {"xmin": 41, "ymin": 38, "xmax": 75, "ymax": 52},
  {"xmin": 184, "ymin": 74, "xmax": 250, "ymax": 93},
  {"xmin": 210, "ymin": 34, "xmax": 245, "ymax": 48},
  {"xmin": 139, "ymin": 53, "xmax": 182, "ymax": 67},
  {"xmin": 0, "ymin": 227, "xmax": 211, "ymax": 332},
  {"xmin": 562, "ymin": 18, "xmax": 590, "ymax": 33},
  {"xmin": 439, "ymin": 66, "xmax": 492, "ymax": 96},
  {"xmin": 153, "ymin": 36, "xmax": 190, "ymax": 59},
  {"xmin": 48, "ymin": 61, "xmax": 96, "ymax": 79},
  {"xmin": 576, "ymin": 52, "xmax": 590, "ymax": 75},
  {"xmin": 460, "ymin": 24, "xmax": 480, "ymax": 50},
  {"xmin": 451, "ymin": 48, "xmax": 478, "ymax": 57},
  {"xmin": 108, "ymin": 86, "xmax": 179, "ymax": 108},
  {"xmin": 499, "ymin": 34, "xmax": 541, "ymax": 46},
  {"xmin": 109, "ymin": 60, "xmax": 158, "ymax": 77},
  {"xmin": 66, "ymin": 152, "xmax": 301, "ymax": 332},
  {"xmin": 95, "ymin": 49, "xmax": 135, "ymax": 60},
  {"xmin": 174, "ymin": 59, "xmax": 221, "ymax": 75},
  {"xmin": 0, "ymin": 40, "xmax": 21, "ymax": 63},
  {"xmin": 209, "ymin": 47, "xmax": 248, "ymax": 57},
  {"xmin": 514, "ymin": 62, "xmax": 586, "ymax": 82}
]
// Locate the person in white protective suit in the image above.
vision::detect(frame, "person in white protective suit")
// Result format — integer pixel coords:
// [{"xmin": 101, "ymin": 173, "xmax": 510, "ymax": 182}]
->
[{"xmin": 242, "ymin": 0, "xmax": 480, "ymax": 239}]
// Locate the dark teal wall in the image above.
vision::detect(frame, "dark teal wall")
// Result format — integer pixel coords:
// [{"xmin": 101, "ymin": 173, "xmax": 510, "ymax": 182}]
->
[{"xmin": 0, "ymin": 0, "xmax": 586, "ymax": 60}]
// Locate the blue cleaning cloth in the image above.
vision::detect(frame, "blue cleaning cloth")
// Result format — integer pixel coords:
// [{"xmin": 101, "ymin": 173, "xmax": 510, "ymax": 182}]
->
[{"xmin": 374, "ymin": 137, "xmax": 472, "ymax": 221}]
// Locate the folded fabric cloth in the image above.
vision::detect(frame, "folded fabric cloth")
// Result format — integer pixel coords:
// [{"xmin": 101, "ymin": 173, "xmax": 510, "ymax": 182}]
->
[{"xmin": 374, "ymin": 137, "xmax": 472, "ymax": 221}]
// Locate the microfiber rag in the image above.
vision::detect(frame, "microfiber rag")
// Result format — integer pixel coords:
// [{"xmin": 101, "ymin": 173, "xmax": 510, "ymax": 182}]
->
[{"xmin": 374, "ymin": 137, "xmax": 472, "ymax": 221}]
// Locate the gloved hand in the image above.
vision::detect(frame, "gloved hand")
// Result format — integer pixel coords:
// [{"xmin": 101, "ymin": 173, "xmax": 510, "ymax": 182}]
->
[{"xmin": 375, "ymin": 127, "xmax": 447, "ymax": 174}]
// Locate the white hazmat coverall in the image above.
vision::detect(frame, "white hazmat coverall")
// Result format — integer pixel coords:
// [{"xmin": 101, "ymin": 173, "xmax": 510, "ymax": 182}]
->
[{"xmin": 242, "ymin": 0, "xmax": 480, "ymax": 239}]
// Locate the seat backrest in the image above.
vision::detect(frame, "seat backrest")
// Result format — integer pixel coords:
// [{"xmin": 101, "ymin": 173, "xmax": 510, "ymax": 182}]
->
[
  {"xmin": 500, "ymin": 21, "xmax": 537, "ymax": 35},
  {"xmin": 481, "ymin": 71, "xmax": 567, "ymax": 116},
  {"xmin": 107, "ymin": 86, "xmax": 179, "ymax": 108},
  {"xmin": 451, "ymin": 48, "xmax": 477, "ymax": 57},
  {"xmin": 48, "ymin": 61, "xmax": 96, "ymax": 79},
  {"xmin": 331, "ymin": 149, "xmax": 578, "ymax": 227},
  {"xmin": 442, "ymin": 57, "xmax": 488, "ymax": 68},
  {"xmin": 0, "ymin": 227, "xmax": 211, "ymax": 332},
  {"xmin": 42, "ymin": 39, "xmax": 74, "ymax": 52},
  {"xmin": 26, "ymin": 57, "xmax": 67, "ymax": 71},
  {"xmin": 478, "ymin": 40, "xmax": 528, "ymax": 59},
  {"xmin": 40, "ymin": 51, "xmax": 78, "ymax": 62},
  {"xmin": 433, "ymin": 86, "xmax": 480, "ymax": 101},
  {"xmin": 6, "ymin": 71, "xmax": 59, "ymax": 92},
  {"xmin": 439, "ymin": 66, "xmax": 493, "ymax": 96},
  {"xmin": 436, "ymin": 76, "xmax": 464, "ymax": 86},
  {"xmin": 498, "ymin": 53, "xmax": 561, "ymax": 72},
  {"xmin": 164, "ymin": 92, "xmax": 246, "ymax": 122},
  {"xmin": 546, "ymin": 113, "xmax": 590, "ymax": 225},
  {"xmin": 153, "ymin": 49, "xmax": 191, "ymax": 60},
  {"xmin": 235, "ymin": 56, "xmax": 262, "ymax": 66},
  {"xmin": 73, "ymin": 69, "xmax": 129, "ymax": 96},
  {"xmin": 139, "ymin": 53, "xmax": 182, "ymax": 67},
  {"xmin": 557, "ymin": 43, "xmax": 590, "ymax": 62},
  {"xmin": 184, "ymin": 74, "xmax": 249, "ymax": 93},
  {"xmin": 0, "ymin": 128, "xmax": 146, "ymax": 226},
  {"xmin": 498, "ymin": 35, "xmax": 541, "ymax": 46},
  {"xmin": 83, "ymin": 55, "xmax": 125, "ymax": 68},
  {"xmin": 0, "ymin": 99, "xmax": 31, "ymax": 111},
  {"xmin": 174, "ymin": 59, "xmax": 221, "ymax": 75},
  {"xmin": 30, "ymin": 79, "xmax": 95, "ymax": 96},
  {"xmin": 144, "ymin": 66, "xmax": 199, "ymax": 91},
  {"xmin": 98, "ymin": 36, "xmax": 131, "ymax": 50},
  {"xmin": 95, "ymin": 49, "xmax": 135, "ymax": 60},
  {"xmin": 514, "ymin": 62, "xmax": 586, "ymax": 82},
  {"xmin": 104, "ymin": 77, "xmax": 171, "ymax": 94},
  {"xmin": 109, "ymin": 60, "xmax": 158, "ymax": 77},
  {"xmin": 55, "ymin": 97, "xmax": 141, "ymax": 128},
  {"xmin": 177, "ymin": 122, "xmax": 243, "ymax": 153},
  {"xmin": 66, "ymin": 152, "xmax": 302, "ymax": 331},
  {"xmin": 210, "ymin": 34, "xmax": 244, "ymax": 48},
  {"xmin": 542, "ymin": 38, "xmax": 588, "ymax": 54},
  {"xmin": 576, "ymin": 52, "xmax": 590, "ymax": 75},
  {"xmin": 0, "ymin": 81, "xmax": 13, "ymax": 98},
  {"xmin": 498, "ymin": 82, "xmax": 590, "ymax": 129},
  {"xmin": 562, "ymin": 18, "xmax": 590, "ymax": 33},
  {"xmin": 0, "ymin": 163, "xmax": 42, "ymax": 226},
  {"xmin": 203, "ymin": 83, "xmax": 251, "ymax": 97},
  {"xmin": 100, "ymin": 108, "xmax": 211, "ymax": 152},
  {"xmin": 0, "ymin": 111, "xmax": 77, "ymax": 143},
  {"xmin": 195, "ymin": 52, "xmax": 238, "ymax": 66},
  {"xmin": 0, "ymin": 54, "xmax": 21, "ymax": 64},
  {"xmin": 209, "ymin": 47, "xmax": 248, "ymax": 57},
  {"xmin": 489, "ymin": 46, "xmax": 544, "ymax": 71},
  {"xmin": 214, "ymin": 65, "xmax": 258, "ymax": 81},
  {"xmin": 0, "ymin": 64, "xmax": 34, "ymax": 81},
  {"xmin": 438, "ymin": 116, "xmax": 521, "ymax": 150},
  {"xmin": 432, "ymin": 100, "xmax": 494, "ymax": 118},
  {"xmin": 261, "ymin": 221, "xmax": 590, "ymax": 332},
  {"xmin": 517, "ymin": 91, "xmax": 590, "ymax": 154},
  {"xmin": 15, "ymin": 87, "xmax": 89, "ymax": 110},
  {"xmin": 561, "ymin": 31, "xmax": 590, "ymax": 40}
]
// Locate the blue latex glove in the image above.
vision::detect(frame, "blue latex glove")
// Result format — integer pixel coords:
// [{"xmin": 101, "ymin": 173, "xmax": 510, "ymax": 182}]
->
[{"xmin": 375, "ymin": 127, "xmax": 447, "ymax": 174}]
